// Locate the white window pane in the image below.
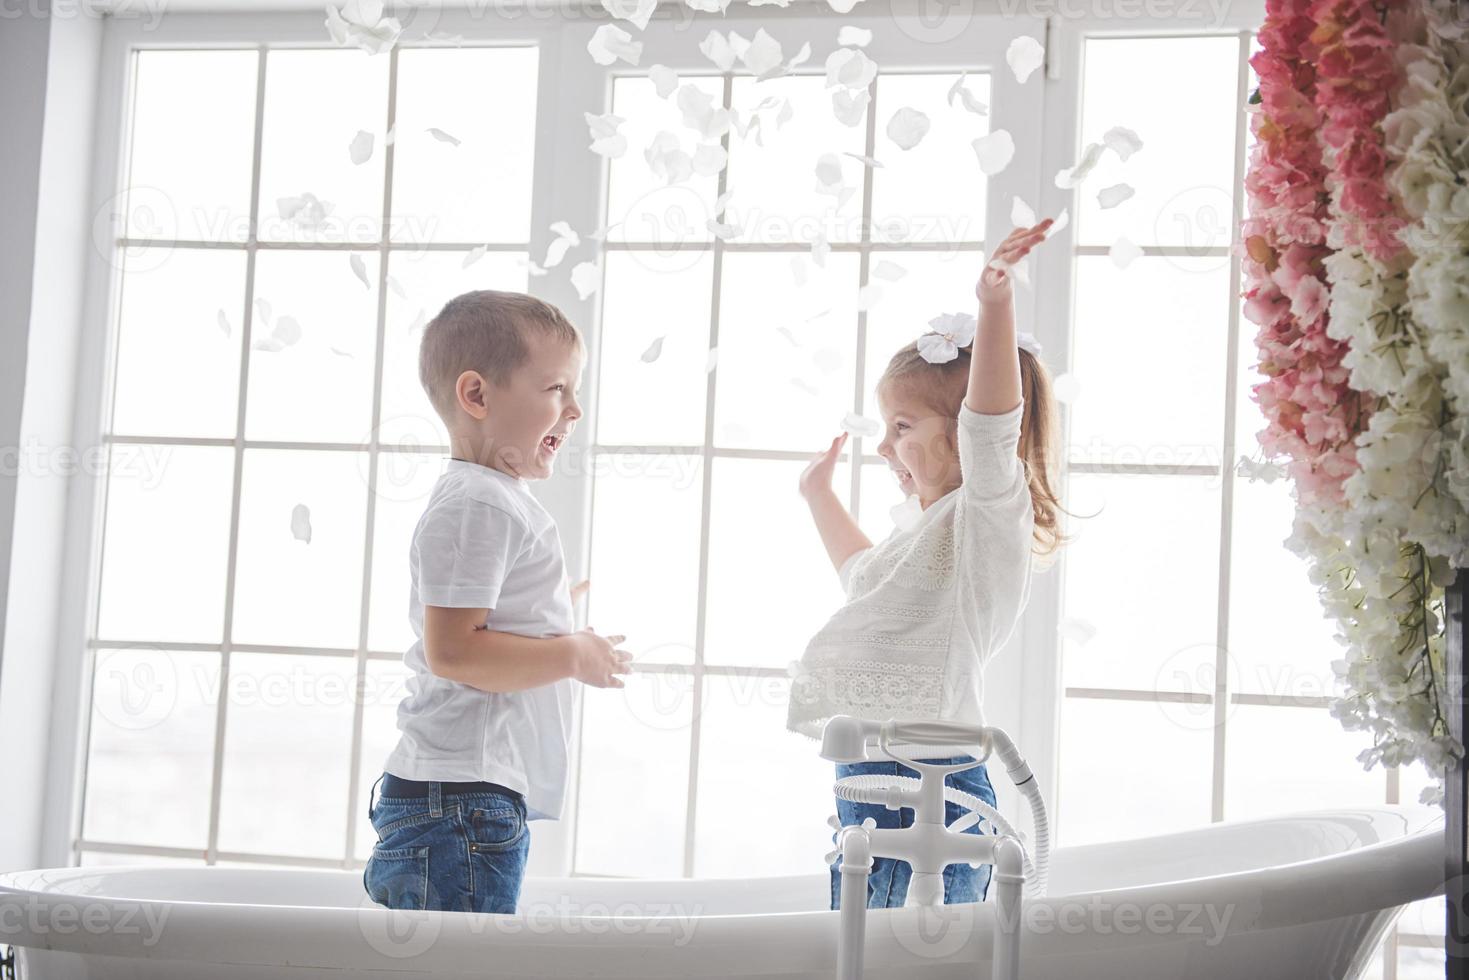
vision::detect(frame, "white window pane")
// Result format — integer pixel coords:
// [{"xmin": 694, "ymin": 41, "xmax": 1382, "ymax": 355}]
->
[
  {"xmin": 862, "ymin": 248, "xmax": 980, "ymax": 387},
  {"xmin": 1060, "ymin": 473, "xmax": 1221, "ymax": 692},
  {"xmin": 589, "ymin": 454, "xmax": 703, "ymax": 666},
  {"xmin": 575, "ymin": 672, "xmax": 693, "ymax": 877},
  {"xmin": 871, "ymin": 72, "xmax": 989, "ymax": 244},
  {"xmin": 355, "ymin": 658, "xmax": 413, "ymax": 861},
  {"xmin": 257, "ymin": 49, "xmax": 389, "ymax": 245},
  {"xmin": 704, "ymin": 458, "xmax": 850, "ymax": 669},
  {"xmin": 83, "ymin": 649, "xmax": 219, "ymax": 849},
  {"xmin": 1399, "ymin": 945, "xmax": 1446, "ymax": 979},
  {"xmin": 246, "ymin": 250, "xmax": 379, "ymax": 444},
  {"xmin": 216, "ymin": 652, "xmax": 355, "ymax": 858},
  {"xmin": 390, "ymin": 47, "xmax": 539, "ymax": 244},
  {"xmin": 1400, "ymin": 897, "xmax": 1444, "ymax": 940},
  {"xmin": 693, "ymin": 674, "xmax": 833, "ymax": 877},
  {"xmin": 595, "ymin": 249, "xmax": 713, "ymax": 447},
  {"xmin": 1068, "ymin": 255, "xmax": 1230, "ymax": 467},
  {"xmin": 1075, "ymin": 37, "xmax": 1241, "ymax": 249},
  {"xmin": 857, "ymin": 463, "xmax": 907, "ymax": 545},
  {"xmin": 379, "ymin": 250, "xmax": 529, "ymax": 447},
  {"xmin": 367, "ymin": 452, "xmax": 445, "ymax": 654},
  {"xmin": 111, "ymin": 247, "xmax": 244, "ymax": 439},
  {"xmin": 714, "ymin": 252, "xmax": 859, "ymax": 452},
  {"xmin": 727, "ymin": 74, "xmax": 867, "ymax": 245},
  {"xmin": 1058, "ymin": 696, "xmax": 1212, "ymax": 846},
  {"xmin": 126, "ymin": 51, "xmax": 257, "ymax": 243},
  {"xmin": 97, "ymin": 445, "xmax": 234, "ymax": 644},
  {"xmin": 605, "ymin": 74, "xmax": 721, "ymax": 245},
  {"xmin": 1223, "ymin": 705, "xmax": 1384, "ymax": 821},
  {"xmin": 231, "ymin": 449, "xmax": 368, "ymax": 649},
  {"xmin": 1228, "ymin": 474, "xmax": 1338, "ymax": 698}
]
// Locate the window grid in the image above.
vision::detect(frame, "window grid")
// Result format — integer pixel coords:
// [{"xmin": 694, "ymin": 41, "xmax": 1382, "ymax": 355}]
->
[{"xmin": 78, "ymin": 42, "xmax": 537, "ymax": 869}]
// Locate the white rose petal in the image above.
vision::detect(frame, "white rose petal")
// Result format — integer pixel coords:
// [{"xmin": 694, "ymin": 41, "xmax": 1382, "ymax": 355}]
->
[
  {"xmin": 837, "ymin": 25, "xmax": 872, "ymax": 46},
  {"xmin": 886, "ymin": 106, "xmax": 930, "ymax": 150},
  {"xmin": 872, "ymin": 259, "xmax": 906, "ymax": 281},
  {"xmin": 841, "ymin": 411, "xmax": 881, "ymax": 438},
  {"xmin": 832, "ymin": 88, "xmax": 870, "ymax": 127},
  {"xmin": 426, "ymin": 127, "xmax": 461, "ymax": 146},
  {"xmin": 1054, "ymin": 141, "xmax": 1105, "ymax": 188},
  {"xmin": 1109, "ymin": 234, "xmax": 1142, "ymax": 268},
  {"xmin": 649, "ymin": 64, "xmax": 679, "ymax": 99},
  {"xmin": 641, "ymin": 335, "xmax": 665, "ymax": 363},
  {"xmin": 1011, "ymin": 196, "xmax": 1036, "ymax": 227},
  {"xmin": 570, "ymin": 261, "xmax": 601, "ymax": 300},
  {"xmin": 1006, "ymin": 35, "xmax": 1045, "ymax": 83},
  {"xmin": 1097, "ymin": 183, "xmax": 1134, "ymax": 209},
  {"xmin": 348, "ymin": 129, "xmax": 374, "ymax": 165},
  {"xmin": 290, "ymin": 503, "xmax": 313, "ymax": 544},
  {"xmin": 601, "ymin": 0, "xmax": 657, "ymax": 30},
  {"xmin": 349, "ymin": 252, "xmax": 371, "ymax": 288},
  {"xmin": 971, "ymin": 129, "xmax": 1015, "ymax": 175},
  {"xmin": 699, "ymin": 30, "xmax": 737, "ymax": 70},
  {"xmin": 588, "ymin": 24, "xmax": 643, "ymax": 66},
  {"xmin": 1103, "ymin": 125, "xmax": 1143, "ymax": 161},
  {"xmin": 946, "ymin": 72, "xmax": 989, "ymax": 115}
]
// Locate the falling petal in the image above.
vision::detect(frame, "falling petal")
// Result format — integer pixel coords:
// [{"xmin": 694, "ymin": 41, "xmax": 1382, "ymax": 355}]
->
[
  {"xmin": 705, "ymin": 346, "xmax": 719, "ymax": 372},
  {"xmin": 544, "ymin": 221, "xmax": 580, "ymax": 268},
  {"xmin": 1054, "ymin": 141, "xmax": 1105, "ymax": 188},
  {"xmin": 837, "ymin": 25, "xmax": 872, "ymax": 46},
  {"xmin": 1044, "ymin": 208, "xmax": 1070, "ymax": 238},
  {"xmin": 776, "ymin": 326, "xmax": 801, "ymax": 346},
  {"xmin": 814, "ymin": 153, "xmax": 845, "ymax": 194},
  {"xmin": 290, "ymin": 503, "xmax": 313, "ymax": 543},
  {"xmin": 790, "ymin": 377, "xmax": 820, "ymax": 396},
  {"xmin": 707, "ymin": 217, "xmax": 741, "ymax": 239},
  {"xmin": 586, "ymin": 111, "xmax": 628, "ymax": 159},
  {"xmin": 824, "ymin": 48, "xmax": 877, "ymax": 90},
  {"xmin": 741, "ymin": 28, "xmax": 785, "ymax": 78},
  {"xmin": 601, "ymin": 0, "xmax": 657, "ymax": 30},
  {"xmin": 462, "ymin": 245, "xmax": 487, "ymax": 268},
  {"xmin": 787, "ymin": 41, "xmax": 812, "ymax": 69},
  {"xmin": 946, "ymin": 72, "xmax": 988, "ymax": 115},
  {"xmin": 809, "ymin": 230, "xmax": 830, "ymax": 267},
  {"xmin": 827, "ymin": 0, "xmax": 866, "ymax": 13},
  {"xmin": 407, "ymin": 309, "xmax": 428, "ymax": 335},
  {"xmin": 217, "ymin": 309, "xmax": 231, "ymax": 337},
  {"xmin": 349, "ymin": 252, "xmax": 371, "ymax": 288},
  {"xmin": 1057, "ymin": 616, "xmax": 1098, "ymax": 645},
  {"xmin": 1103, "ymin": 125, "xmax": 1143, "ymax": 161},
  {"xmin": 255, "ymin": 296, "xmax": 273, "ymax": 325},
  {"xmin": 831, "ymin": 88, "xmax": 869, "ymax": 127},
  {"xmin": 1097, "ymin": 182, "xmax": 1134, "ymax": 209},
  {"xmin": 384, "ymin": 124, "xmax": 396, "ymax": 146},
  {"xmin": 273, "ymin": 315, "xmax": 303, "ymax": 347},
  {"xmin": 1011, "ymin": 196, "xmax": 1036, "ymax": 227},
  {"xmin": 324, "ymin": 1, "xmax": 402, "ymax": 55},
  {"xmin": 386, "ymin": 275, "xmax": 406, "ymax": 299},
  {"xmin": 714, "ymin": 189, "xmax": 735, "ymax": 216},
  {"xmin": 1109, "ymin": 235, "xmax": 1142, "ymax": 269},
  {"xmin": 649, "ymin": 64, "xmax": 679, "ymax": 99},
  {"xmin": 856, "ymin": 283, "xmax": 882, "ymax": 311},
  {"xmin": 277, "ymin": 192, "xmax": 334, "ymax": 231},
  {"xmin": 699, "ymin": 30, "xmax": 737, "ymax": 70},
  {"xmin": 1006, "ymin": 35, "xmax": 1045, "ymax": 83},
  {"xmin": 640, "ymin": 335, "xmax": 665, "ymax": 363},
  {"xmin": 843, "ymin": 151, "xmax": 884, "ymax": 168},
  {"xmin": 426, "ymin": 127, "xmax": 461, "ymax": 146},
  {"xmin": 588, "ymin": 23, "xmax": 643, "ymax": 66},
  {"xmin": 644, "ymin": 131, "xmax": 693, "ymax": 185},
  {"xmin": 330, "ymin": 346, "xmax": 353, "ymax": 358},
  {"xmin": 692, "ymin": 142, "xmax": 728, "ymax": 176},
  {"xmin": 790, "ymin": 255, "xmax": 809, "ymax": 286},
  {"xmin": 841, "ymin": 411, "xmax": 880, "ymax": 438},
  {"xmin": 1051, "ymin": 371, "xmax": 1082, "ymax": 403},
  {"xmin": 776, "ymin": 98, "xmax": 794, "ymax": 128},
  {"xmin": 570, "ymin": 261, "xmax": 600, "ymax": 300},
  {"xmin": 885, "ymin": 107, "xmax": 930, "ymax": 150},
  {"xmin": 686, "ymin": 0, "xmax": 732, "ymax": 12},
  {"xmin": 971, "ymin": 129, "xmax": 1015, "ymax": 175},
  {"xmin": 871, "ymin": 259, "xmax": 906, "ymax": 281},
  {"xmin": 348, "ymin": 129, "xmax": 374, "ymax": 165}
]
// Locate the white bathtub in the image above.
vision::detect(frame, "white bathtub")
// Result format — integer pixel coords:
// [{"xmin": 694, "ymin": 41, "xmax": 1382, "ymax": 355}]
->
[{"xmin": 0, "ymin": 804, "xmax": 1443, "ymax": 980}]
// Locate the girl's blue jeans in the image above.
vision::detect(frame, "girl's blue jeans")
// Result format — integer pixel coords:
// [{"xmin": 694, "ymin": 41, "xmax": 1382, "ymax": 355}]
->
[
  {"xmin": 829, "ymin": 755, "xmax": 998, "ymax": 909},
  {"xmin": 362, "ymin": 772, "xmax": 530, "ymax": 915}
]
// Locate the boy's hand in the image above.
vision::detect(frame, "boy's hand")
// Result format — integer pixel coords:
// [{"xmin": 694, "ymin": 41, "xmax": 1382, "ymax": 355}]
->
[
  {"xmin": 799, "ymin": 432, "xmax": 847, "ymax": 500},
  {"xmin": 566, "ymin": 627, "xmax": 633, "ymax": 689},
  {"xmin": 977, "ymin": 218, "xmax": 1054, "ymax": 306}
]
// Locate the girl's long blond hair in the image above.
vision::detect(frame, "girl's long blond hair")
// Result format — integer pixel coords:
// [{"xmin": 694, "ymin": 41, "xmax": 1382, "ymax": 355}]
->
[{"xmin": 877, "ymin": 339, "xmax": 1075, "ymax": 567}]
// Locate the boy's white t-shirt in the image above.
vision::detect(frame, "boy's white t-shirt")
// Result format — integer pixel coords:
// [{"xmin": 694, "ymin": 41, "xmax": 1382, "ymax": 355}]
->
[{"xmin": 383, "ymin": 458, "xmax": 581, "ymax": 822}]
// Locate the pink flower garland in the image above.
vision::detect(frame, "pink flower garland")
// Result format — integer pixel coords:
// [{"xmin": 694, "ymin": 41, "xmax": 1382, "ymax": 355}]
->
[
  {"xmin": 1239, "ymin": 0, "xmax": 1370, "ymax": 508},
  {"xmin": 1306, "ymin": 0, "xmax": 1411, "ymax": 262}
]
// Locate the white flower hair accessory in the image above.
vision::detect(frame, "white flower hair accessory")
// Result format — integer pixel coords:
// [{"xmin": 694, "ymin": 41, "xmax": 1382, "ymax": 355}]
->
[
  {"xmin": 917, "ymin": 312, "xmax": 977, "ymax": 364},
  {"xmin": 917, "ymin": 313, "xmax": 1044, "ymax": 365}
]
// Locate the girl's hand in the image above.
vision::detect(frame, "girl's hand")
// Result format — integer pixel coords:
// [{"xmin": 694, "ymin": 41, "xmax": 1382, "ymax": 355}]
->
[
  {"xmin": 799, "ymin": 432, "xmax": 847, "ymax": 500},
  {"xmin": 977, "ymin": 218, "xmax": 1055, "ymax": 306}
]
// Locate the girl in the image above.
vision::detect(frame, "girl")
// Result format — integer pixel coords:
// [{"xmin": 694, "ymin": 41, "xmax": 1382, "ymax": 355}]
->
[{"xmin": 787, "ymin": 218, "xmax": 1070, "ymax": 909}]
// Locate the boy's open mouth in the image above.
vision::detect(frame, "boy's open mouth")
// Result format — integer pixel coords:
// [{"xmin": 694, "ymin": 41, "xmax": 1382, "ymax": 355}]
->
[{"xmin": 540, "ymin": 433, "xmax": 565, "ymax": 455}]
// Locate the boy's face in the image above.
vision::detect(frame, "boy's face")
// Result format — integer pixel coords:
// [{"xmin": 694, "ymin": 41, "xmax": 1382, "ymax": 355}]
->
[
  {"xmin": 875, "ymin": 382, "xmax": 960, "ymax": 502},
  {"xmin": 463, "ymin": 332, "xmax": 585, "ymax": 480}
]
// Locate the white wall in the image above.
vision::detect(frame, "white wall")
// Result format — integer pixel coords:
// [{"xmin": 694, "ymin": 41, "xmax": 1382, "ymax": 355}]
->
[{"xmin": 0, "ymin": 2, "xmax": 105, "ymax": 873}]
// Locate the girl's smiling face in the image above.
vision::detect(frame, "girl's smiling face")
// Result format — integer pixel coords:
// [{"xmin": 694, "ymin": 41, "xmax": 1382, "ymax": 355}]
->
[{"xmin": 875, "ymin": 380, "xmax": 961, "ymax": 508}]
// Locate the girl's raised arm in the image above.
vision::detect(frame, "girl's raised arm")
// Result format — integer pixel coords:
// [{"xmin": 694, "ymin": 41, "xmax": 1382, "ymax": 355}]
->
[{"xmin": 966, "ymin": 219, "xmax": 1054, "ymax": 415}]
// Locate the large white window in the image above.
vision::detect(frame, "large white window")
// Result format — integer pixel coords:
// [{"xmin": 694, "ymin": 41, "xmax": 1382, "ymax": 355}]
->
[{"xmin": 69, "ymin": 8, "xmax": 1440, "ymax": 975}]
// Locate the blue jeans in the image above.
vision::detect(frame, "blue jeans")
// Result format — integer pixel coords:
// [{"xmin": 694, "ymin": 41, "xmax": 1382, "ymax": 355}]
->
[
  {"xmin": 829, "ymin": 756, "xmax": 998, "ymax": 909},
  {"xmin": 362, "ymin": 772, "xmax": 530, "ymax": 914}
]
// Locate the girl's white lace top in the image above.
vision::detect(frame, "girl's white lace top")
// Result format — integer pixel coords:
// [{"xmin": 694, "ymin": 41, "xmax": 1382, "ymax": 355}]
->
[{"xmin": 785, "ymin": 399, "xmax": 1035, "ymax": 747}]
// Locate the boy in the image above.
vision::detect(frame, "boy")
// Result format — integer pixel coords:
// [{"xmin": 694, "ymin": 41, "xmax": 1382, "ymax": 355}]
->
[{"xmin": 363, "ymin": 290, "xmax": 632, "ymax": 915}]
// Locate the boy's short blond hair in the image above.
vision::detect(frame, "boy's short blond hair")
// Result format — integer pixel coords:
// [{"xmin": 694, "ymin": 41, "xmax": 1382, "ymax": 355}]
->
[{"xmin": 418, "ymin": 290, "xmax": 584, "ymax": 422}]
